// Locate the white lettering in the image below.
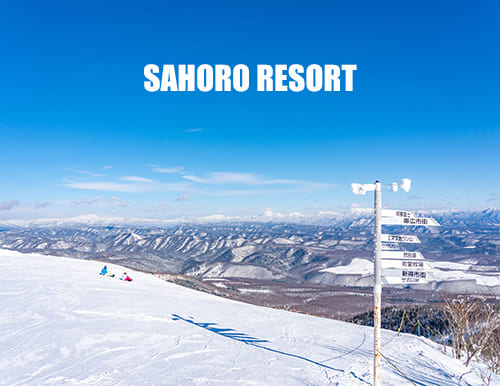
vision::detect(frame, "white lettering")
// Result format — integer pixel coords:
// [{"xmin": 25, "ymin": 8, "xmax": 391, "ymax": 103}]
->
[
  {"xmin": 306, "ymin": 64, "xmax": 322, "ymax": 92},
  {"xmin": 160, "ymin": 65, "xmax": 178, "ymax": 91},
  {"xmin": 288, "ymin": 64, "xmax": 305, "ymax": 92},
  {"xmin": 342, "ymin": 64, "xmax": 357, "ymax": 91},
  {"xmin": 257, "ymin": 65, "xmax": 274, "ymax": 91},
  {"xmin": 274, "ymin": 64, "xmax": 288, "ymax": 91},
  {"xmin": 324, "ymin": 65, "xmax": 341, "ymax": 91},
  {"xmin": 215, "ymin": 65, "xmax": 231, "ymax": 91},
  {"xmin": 197, "ymin": 64, "xmax": 213, "ymax": 92},
  {"xmin": 178, "ymin": 64, "xmax": 195, "ymax": 91},
  {"xmin": 233, "ymin": 64, "xmax": 249, "ymax": 92},
  {"xmin": 144, "ymin": 64, "xmax": 160, "ymax": 92}
]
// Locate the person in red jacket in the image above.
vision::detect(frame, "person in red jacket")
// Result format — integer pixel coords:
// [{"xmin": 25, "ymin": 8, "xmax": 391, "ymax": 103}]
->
[{"xmin": 120, "ymin": 272, "xmax": 132, "ymax": 281}]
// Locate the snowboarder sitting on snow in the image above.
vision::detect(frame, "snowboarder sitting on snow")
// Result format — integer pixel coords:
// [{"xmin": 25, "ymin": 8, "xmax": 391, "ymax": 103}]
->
[
  {"xmin": 120, "ymin": 272, "xmax": 132, "ymax": 281},
  {"xmin": 99, "ymin": 265, "xmax": 115, "ymax": 277}
]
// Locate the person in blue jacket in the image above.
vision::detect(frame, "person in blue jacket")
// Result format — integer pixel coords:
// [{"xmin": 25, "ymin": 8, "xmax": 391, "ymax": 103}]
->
[{"xmin": 100, "ymin": 265, "xmax": 108, "ymax": 275}]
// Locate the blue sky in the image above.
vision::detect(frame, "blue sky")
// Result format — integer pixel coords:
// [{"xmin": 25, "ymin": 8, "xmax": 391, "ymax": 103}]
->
[{"xmin": 0, "ymin": 1, "xmax": 499, "ymax": 220}]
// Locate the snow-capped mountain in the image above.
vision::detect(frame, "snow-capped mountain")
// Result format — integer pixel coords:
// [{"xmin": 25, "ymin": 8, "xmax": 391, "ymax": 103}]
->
[
  {"xmin": 1, "ymin": 207, "xmax": 499, "ymax": 228},
  {"xmin": 0, "ymin": 209, "xmax": 498, "ymax": 293}
]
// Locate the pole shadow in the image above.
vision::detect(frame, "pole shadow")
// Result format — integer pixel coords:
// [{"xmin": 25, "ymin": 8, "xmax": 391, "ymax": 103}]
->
[{"xmin": 171, "ymin": 313, "xmax": 370, "ymax": 385}]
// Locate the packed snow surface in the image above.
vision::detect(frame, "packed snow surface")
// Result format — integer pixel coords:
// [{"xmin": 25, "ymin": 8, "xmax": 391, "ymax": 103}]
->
[
  {"xmin": 0, "ymin": 249, "xmax": 492, "ymax": 385},
  {"xmin": 321, "ymin": 258, "xmax": 373, "ymax": 275},
  {"xmin": 431, "ymin": 269, "xmax": 500, "ymax": 286}
]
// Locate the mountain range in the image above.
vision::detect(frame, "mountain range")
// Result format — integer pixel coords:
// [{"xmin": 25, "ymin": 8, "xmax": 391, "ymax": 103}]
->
[{"xmin": 0, "ymin": 208, "xmax": 498, "ymax": 294}]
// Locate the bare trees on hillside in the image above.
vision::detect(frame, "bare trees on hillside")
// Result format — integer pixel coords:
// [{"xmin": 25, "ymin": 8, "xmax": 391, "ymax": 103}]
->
[{"xmin": 443, "ymin": 294, "xmax": 500, "ymax": 382}]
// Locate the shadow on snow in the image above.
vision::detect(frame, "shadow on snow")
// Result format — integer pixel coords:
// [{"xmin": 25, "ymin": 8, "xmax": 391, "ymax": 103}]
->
[{"xmin": 171, "ymin": 313, "xmax": 370, "ymax": 385}]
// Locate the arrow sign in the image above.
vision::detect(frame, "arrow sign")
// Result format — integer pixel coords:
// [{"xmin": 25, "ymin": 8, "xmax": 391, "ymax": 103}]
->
[
  {"xmin": 381, "ymin": 251, "xmax": 425, "ymax": 260},
  {"xmin": 382, "ymin": 269, "xmax": 430, "ymax": 284},
  {"xmin": 382, "ymin": 243, "xmax": 400, "ymax": 251},
  {"xmin": 382, "ymin": 234, "xmax": 421, "ymax": 243},
  {"xmin": 381, "ymin": 216, "xmax": 440, "ymax": 226},
  {"xmin": 381, "ymin": 260, "xmax": 433, "ymax": 270},
  {"xmin": 382, "ymin": 209, "xmax": 416, "ymax": 219}
]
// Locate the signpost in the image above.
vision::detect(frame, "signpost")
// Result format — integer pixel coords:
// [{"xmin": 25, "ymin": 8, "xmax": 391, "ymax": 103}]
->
[
  {"xmin": 381, "ymin": 250, "xmax": 425, "ymax": 260},
  {"xmin": 382, "ymin": 242, "xmax": 400, "ymax": 250},
  {"xmin": 381, "ymin": 216, "xmax": 440, "ymax": 226},
  {"xmin": 381, "ymin": 260, "xmax": 432, "ymax": 270},
  {"xmin": 381, "ymin": 234, "xmax": 421, "ymax": 243},
  {"xmin": 382, "ymin": 270, "xmax": 430, "ymax": 284},
  {"xmin": 351, "ymin": 178, "xmax": 439, "ymax": 386},
  {"xmin": 381, "ymin": 209, "xmax": 416, "ymax": 218},
  {"xmin": 373, "ymin": 182, "xmax": 382, "ymax": 386}
]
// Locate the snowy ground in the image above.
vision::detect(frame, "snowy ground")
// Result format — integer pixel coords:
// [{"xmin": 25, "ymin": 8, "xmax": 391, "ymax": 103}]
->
[{"xmin": 0, "ymin": 249, "xmax": 494, "ymax": 385}]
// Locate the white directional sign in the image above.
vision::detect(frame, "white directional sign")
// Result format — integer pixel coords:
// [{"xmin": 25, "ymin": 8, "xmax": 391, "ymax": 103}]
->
[
  {"xmin": 382, "ymin": 269, "xmax": 430, "ymax": 284},
  {"xmin": 382, "ymin": 209, "xmax": 416, "ymax": 219},
  {"xmin": 382, "ymin": 234, "xmax": 421, "ymax": 243},
  {"xmin": 381, "ymin": 259, "xmax": 433, "ymax": 270},
  {"xmin": 382, "ymin": 243, "xmax": 400, "ymax": 251},
  {"xmin": 381, "ymin": 251, "xmax": 425, "ymax": 260},
  {"xmin": 381, "ymin": 216, "xmax": 440, "ymax": 226}
]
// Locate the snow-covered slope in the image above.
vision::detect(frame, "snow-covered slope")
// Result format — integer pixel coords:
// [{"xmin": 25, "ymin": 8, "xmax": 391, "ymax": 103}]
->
[{"xmin": 0, "ymin": 249, "xmax": 492, "ymax": 385}]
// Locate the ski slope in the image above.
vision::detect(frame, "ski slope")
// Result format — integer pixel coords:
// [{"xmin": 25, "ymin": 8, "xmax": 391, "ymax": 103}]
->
[{"xmin": 0, "ymin": 249, "xmax": 493, "ymax": 385}]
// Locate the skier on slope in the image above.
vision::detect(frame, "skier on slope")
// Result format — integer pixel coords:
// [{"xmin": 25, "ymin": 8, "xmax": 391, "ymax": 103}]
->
[{"xmin": 120, "ymin": 272, "xmax": 132, "ymax": 281}]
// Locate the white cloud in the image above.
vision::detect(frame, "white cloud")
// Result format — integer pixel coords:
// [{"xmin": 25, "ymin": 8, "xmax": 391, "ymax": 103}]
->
[
  {"xmin": 155, "ymin": 201, "xmax": 169, "ymax": 211},
  {"xmin": 109, "ymin": 197, "xmax": 129, "ymax": 207},
  {"xmin": 76, "ymin": 170, "xmax": 105, "ymax": 177},
  {"xmin": 175, "ymin": 193, "xmax": 191, "ymax": 201},
  {"xmin": 183, "ymin": 172, "xmax": 259, "ymax": 184},
  {"xmin": 65, "ymin": 181, "xmax": 150, "ymax": 193},
  {"xmin": 201, "ymin": 189, "xmax": 279, "ymax": 196},
  {"xmin": 71, "ymin": 196, "xmax": 129, "ymax": 208},
  {"xmin": 120, "ymin": 176, "xmax": 155, "ymax": 183},
  {"xmin": 0, "ymin": 200, "xmax": 21, "ymax": 210},
  {"xmin": 72, "ymin": 196, "xmax": 102, "ymax": 206},
  {"xmin": 63, "ymin": 177, "xmax": 192, "ymax": 193},
  {"xmin": 63, "ymin": 168, "xmax": 331, "ymax": 198},
  {"xmin": 153, "ymin": 166, "xmax": 186, "ymax": 174},
  {"xmin": 184, "ymin": 128, "xmax": 203, "ymax": 133},
  {"xmin": 183, "ymin": 172, "xmax": 332, "ymax": 189},
  {"xmin": 34, "ymin": 201, "xmax": 53, "ymax": 209}
]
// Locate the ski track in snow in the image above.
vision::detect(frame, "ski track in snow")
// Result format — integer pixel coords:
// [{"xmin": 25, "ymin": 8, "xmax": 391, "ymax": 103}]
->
[{"xmin": 0, "ymin": 248, "xmax": 495, "ymax": 385}]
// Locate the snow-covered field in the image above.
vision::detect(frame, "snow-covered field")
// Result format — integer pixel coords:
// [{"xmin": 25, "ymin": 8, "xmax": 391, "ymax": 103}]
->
[
  {"xmin": 431, "ymin": 261, "xmax": 500, "ymax": 286},
  {"xmin": 0, "ymin": 249, "xmax": 494, "ymax": 385},
  {"xmin": 321, "ymin": 258, "xmax": 373, "ymax": 276}
]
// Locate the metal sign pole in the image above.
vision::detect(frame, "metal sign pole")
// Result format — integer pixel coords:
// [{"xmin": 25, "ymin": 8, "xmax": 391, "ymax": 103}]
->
[
  {"xmin": 374, "ymin": 181, "xmax": 382, "ymax": 386},
  {"xmin": 351, "ymin": 177, "xmax": 419, "ymax": 384}
]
